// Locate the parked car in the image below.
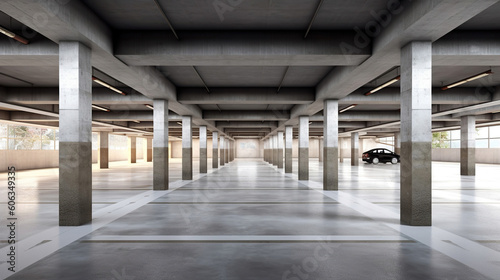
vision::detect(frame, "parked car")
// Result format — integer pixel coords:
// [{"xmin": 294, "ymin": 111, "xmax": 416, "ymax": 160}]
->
[{"xmin": 362, "ymin": 148, "xmax": 400, "ymax": 164}]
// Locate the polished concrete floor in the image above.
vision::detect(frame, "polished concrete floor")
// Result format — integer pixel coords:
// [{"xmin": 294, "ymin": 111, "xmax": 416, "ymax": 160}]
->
[{"xmin": 1, "ymin": 158, "xmax": 500, "ymax": 279}]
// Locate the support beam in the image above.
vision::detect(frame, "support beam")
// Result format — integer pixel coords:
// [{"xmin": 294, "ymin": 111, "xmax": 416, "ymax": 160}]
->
[
  {"xmin": 153, "ymin": 99, "xmax": 169, "ymax": 190},
  {"xmin": 204, "ymin": 110, "xmax": 290, "ymax": 121},
  {"xmin": 128, "ymin": 136, "xmax": 137, "ymax": 163},
  {"xmin": 285, "ymin": 126, "xmax": 293, "ymax": 173},
  {"xmin": 461, "ymin": 116, "xmax": 476, "ymax": 176},
  {"xmin": 178, "ymin": 88, "xmax": 315, "ymax": 104},
  {"xmin": 58, "ymin": 41, "xmax": 92, "ymax": 226},
  {"xmin": 339, "ymin": 138, "xmax": 345, "ymax": 163},
  {"xmin": 299, "ymin": 116, "xmax": 309, "ymax": 180},
  {"xmin": 220, "ymin": 136, "xmax": 225, "ymax": 166},
  {"xmin": 277, "ymin": 132, "xmax": 284, "ymax": 169},
  {"xmin": 200, "ymin": 126, "xmax": 207, "ymax": 173},
  {"xmin": 182, "ymin": 116, "xmax": 193, "ymax": 180},
  {"xmin": 394, "ymin": 132, "xmax": 401, "ymax": 155},
  {"xmin": 400, "ymin": 41, "xmax": 432, "ymax": 226},
  {"xmin": 319, "ymin": 139, "xmax": 323, "ymax": 162},
  {"xmin": 224, "ymin": 137, "xmax": 229, "ymax": 164},
  {"xmin": 323, "ymin": 100, "xmax": 339, "ymax": 190},
  {"xmin": 98, "ymin": 132, "xmax": 109, "ymax": 169},
  {"xmin": 145, "ymin": 138, "xmax": 152, "ymax": 162},
  {"xmin": 115, "ymin": 31, "xmax": 370, "ymax": 66},
  {"xmin": 351, "ymin": 132, "xmax": 359, "ymax": 166},
  {"xmin": 212, "ymin": 131, "xmax": 219, "ymax": 169}
]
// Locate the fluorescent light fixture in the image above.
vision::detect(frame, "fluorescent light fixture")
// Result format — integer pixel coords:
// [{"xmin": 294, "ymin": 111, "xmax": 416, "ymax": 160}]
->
[
  {"xmin": 339, "ymin": 104, "xmax": 357, "ymax": 113},
  {"xmin": 145, "ymin": 104, "xmax": 154, "ymax": 110},
  {"xmin": 441, "ymin": 70, "xmax": 493, "ymax": 90},
  {"xmin": 133, "ymin": 120, "xmax": 140, "ymax": 124},
  {"xmin": 0, "ymin": 26, "xmax": 29, "ymax": 44},
  {"xmin": 0, "ymin": 26, "xmax": 15, "ymax": 38},
  {"xmin": 92, "ymin": 104, "xmax": 110, "ymax": 112},
  {"xmin": 365, "ymin": 76, "xmax": 400, "ymax": 96},
  {"xmin": 92, "ymin": 76, "xmax": 125, "ymax": 95},
  {"xmin": 176, "ymin": 122, "xmax": 182, "ymax": 126}
]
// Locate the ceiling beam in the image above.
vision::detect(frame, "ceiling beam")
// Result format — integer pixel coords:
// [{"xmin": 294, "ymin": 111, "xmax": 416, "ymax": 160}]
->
[
  {"xmin": 204, "ymin": 110, "xmax": 290, "ymax": 121},
  {"xmin": 115, "ymin": 31, "xmax": 370, "ymax": 66},
  {"xmin": 178, "ymin": 87, "xmax": 314, "ymax": 104}
]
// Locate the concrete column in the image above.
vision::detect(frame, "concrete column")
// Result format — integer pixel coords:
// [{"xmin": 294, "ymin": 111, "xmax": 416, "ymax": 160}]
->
[
  {"xmin": 182, "ymin": 116, "xmax": 193, "ymax": 180},
  {"xmin": 339, "ymin": 138, "xmax": 344, "ymax": 163},
  {"xmin": 230, "ymin": 140, "xmax": 234, "ymax": 161},
  {"xmin": 153, "ymin": 99, "xmax": 169, "ymax": 190},
  {"xmin": 59, "ymin": 41, "xmax": 92, "ymax": 226},
  {"xmin": 400, "ymin": 41, "xmax": 432, "ymax": 226},
  {"xmin": 145, "ymin": 138, "xmax": 152, "ymax": 162},
  {"xmin": 299, "ymin": 116, "xmax": 309, "ymax": 180},
  {"xmin": 224, "ymin": 137, "xmax": 229, "ymax": 164},
  {"xmin": 319, "ymin": 138, "xmax": 324, "ymax": 162},
  {"xmin": 351, "ymin": 132, "xmax": 359, "ymax": 166},
  {"xmin": 285, "ymin": 126, "xmax": 293, "ymax": 173},
  {"xmin": 212, "ymin": 131, "xmax": 219, "ymax": 168},
  {"xmin": 277, "ymin": 131, "xmax": 284, "ymax": 168},
  {"xmin": 461, "ymin": 115, "xmax": 476, "ymax": 176},
  {"xmin": 394, "ymin": 132, "xmax": 401, "ymax": 155},
  {"xmin": 323, "ymin": 100, "xmax": 339, "ymax": 190},
  {"xmin": 200, "ymin": 126, "xmax": 207, "ymax": 173},
  {"xmin": 128, "ymin": 136, "xmax": 137, "ymax": 164},
  {"xmin": 220, "ymin": 136, "xmax": 225, "ymax": 166},
  {"xmin": 269, "ymin": 137, "xmax": 274, "ymax": 165},
  {"xmin": 271, "ymin": 135, "xmax": 277, "ymax": 166},
  {"xmin": 98, "ymin": 132, "xmax": 109, "ymax": 169}
]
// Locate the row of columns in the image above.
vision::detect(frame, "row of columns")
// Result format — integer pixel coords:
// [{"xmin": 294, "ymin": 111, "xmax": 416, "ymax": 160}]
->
[{"xmin": 60, "ymin": 39, "xmax": 477, "ymax": 229}]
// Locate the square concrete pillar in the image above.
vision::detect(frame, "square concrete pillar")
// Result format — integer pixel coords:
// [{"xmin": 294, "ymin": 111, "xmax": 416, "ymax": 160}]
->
[
  {"xmin": 153, "ymin": 99, "xmax": 169, "ymax": 190},
  {"xmin": 128, "ymin": 136, "xmax": 137, "ymax": 164},
  {"xmin": 220, "ymin": 136, "xmax": 225, "ymax": 166},
  {"xmin": 285, "ymin": 126, "xmax": 293, "ymax": 173},
  {"xmin": 272, "ymin": 135, "xmax": 277, "ymax": 167},
  {"xmin": 200, "ymin": 126, "xmax": 207, "ymax": 173},
  {"xmin": 323, "ymin": 100, "xmax": 339, "ymax": 190},
  {"xmin": 212, "ymin": 131, "xmax": 219, "ymax": 168},
  {"xmin": 339, "ymin": 138, "xmax": 344, "ymax": 163},
  {"xmin": 277, "ymin": 131, "xmax": 284, "ymax": 168},
  {"xmin": 351, "ymin": 132, "xmax": 359, "ymax": 166},
  {"xmin": 400, "ymin": 41, "xmax": 432, "ymax": 226},
  {"xmin": 98, "ymin": 132, "xmax": 109, "ymax": 169},
  {"xmin": 299, "ymin": 116, "xmax": 309, "ymax": 180},
  {"xmin": 224, "ymin": 137, "xmax": 229, "ymax": 164},
  {"xmin": 394, "ymin": 132, "xmax": 401, "ymax": 155},
  {"xmin": 144, "ymin": 138, "xmax": 152, "ymax": 162},
  {"xmin": 58, "ymin": 41, "xmax": 92, "ymax": 226},
  {"xmin": 182, "ymin": 116, "xmax": 193, "ymax": 180},
  {"xmin": 319, "ymin": 138, "xmax": 324, "ymax": 162},
  {"xmin": 461, "ymin": 115, "xmax": 476, "ymax": 176}
]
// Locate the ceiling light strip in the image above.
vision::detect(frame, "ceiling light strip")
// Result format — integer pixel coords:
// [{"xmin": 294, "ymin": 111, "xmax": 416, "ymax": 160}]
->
[
  {"xmin": 304, "ymin": 0, "xmax": 325, "ymax": 38},
  {"xmin": 145, "ymin": 104, "xmax": 154, "ymax": 110},
  {"xmin": 92, "ymin": 76, "xmax": 125, "ymax": 95},
  {"xmin": 0, "ymin": 26, "xmax": 29, "ymax": 44},
  {"xmin": 365, "ymin": 76, "xmax": 400, "ymax": 96},
  {"xmin": 92, "ymin": 104, "xmax": 111, "ymax": 112},
  {"xmin": 441, "ymin": 70, "xmax": 493, "ymax": 90},
  {"xmin": 153, "ymin": 0, "xmax": 179, "ymax": 40},
  {"xmin": 339, "ymin": 104, "xmax": 357, "ymax": 113}
]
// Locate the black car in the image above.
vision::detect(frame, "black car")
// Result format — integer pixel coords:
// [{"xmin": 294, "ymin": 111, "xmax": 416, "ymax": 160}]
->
[{"xmin": 362, "ymin": 148, "xmax": 400, "ymax": 164}]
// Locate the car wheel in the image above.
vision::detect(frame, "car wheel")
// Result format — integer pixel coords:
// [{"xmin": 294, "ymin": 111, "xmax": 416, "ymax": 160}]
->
[
  {"xmin": 372, "ymin": 157, "xmax": 379, "ymax": 164},
  {"xmin": 391, "ymin": 158, "xmax": 398, "ymax": 164}
]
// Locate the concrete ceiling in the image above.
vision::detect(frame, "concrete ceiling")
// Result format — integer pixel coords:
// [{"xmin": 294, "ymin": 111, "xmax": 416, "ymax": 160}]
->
[{"xmin": 1, "ymin": 0, "xmax": 500, "ymax": 139}]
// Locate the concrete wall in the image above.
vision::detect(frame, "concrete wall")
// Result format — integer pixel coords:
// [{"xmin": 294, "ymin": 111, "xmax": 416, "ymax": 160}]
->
[
  {"xmin": 236, "ymin": 139, "xmax": 261, "ymax": 158},
  {"xmin": 0, "ymin": 150, "xmax": 59, "ymax": 171},
  {"xmin": 432, "ymin": 148, "xmax": 500, "ymax": 164},
  {"xmin": 91, "ymin": 148, "xmax": 144, "ymax": 163}
]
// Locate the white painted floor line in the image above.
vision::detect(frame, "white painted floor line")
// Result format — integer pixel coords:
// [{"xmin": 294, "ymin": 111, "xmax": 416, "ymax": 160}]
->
[
  {"xmin": 284, "ymin": 173, "xmax": 500, "ymax": 280},
  {"xmin": 0, "ymin": 172, "xmax": 211, "ymax": 280},
  {"xmin": 86, "ymin": 235, "xmax": 410, "ymax": 242}
]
